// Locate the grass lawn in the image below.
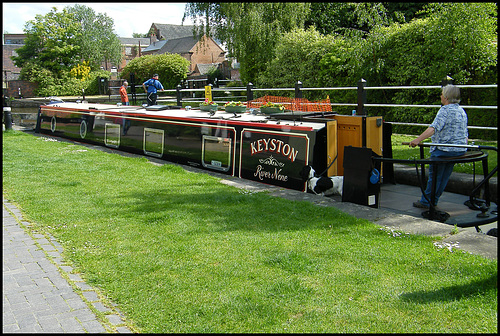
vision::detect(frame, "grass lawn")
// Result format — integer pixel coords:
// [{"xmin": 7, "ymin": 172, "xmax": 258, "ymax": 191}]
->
[
  {"xmin": 391, "ymin": 134, "xmax": 497, "ymax": 177},
  {"xmin": 3, "ymin": 130, "xmax": 497, "ymax": 333}
]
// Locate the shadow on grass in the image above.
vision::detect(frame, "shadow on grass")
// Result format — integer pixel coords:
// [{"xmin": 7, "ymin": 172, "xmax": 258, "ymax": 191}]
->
[
  {"xmin": 399, "ymin": 272, "xmax": 497, "ymax": 303},
  {"xmin": 116, "ymin": 183, "xmax": 362, "ymax": 233}
]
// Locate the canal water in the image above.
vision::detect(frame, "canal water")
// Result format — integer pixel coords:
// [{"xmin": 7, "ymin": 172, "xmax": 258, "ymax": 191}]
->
[{"xmin": 7, "ymin": 106, "xmax": 40, "ymax": 128}]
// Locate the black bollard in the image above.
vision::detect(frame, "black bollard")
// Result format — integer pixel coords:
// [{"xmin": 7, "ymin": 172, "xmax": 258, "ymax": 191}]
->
[{"xmin": 4, "ymin": 107, "xmax": 13, "ymax": 130}]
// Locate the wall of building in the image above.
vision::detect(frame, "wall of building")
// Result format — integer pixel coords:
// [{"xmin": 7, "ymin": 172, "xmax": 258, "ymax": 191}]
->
[
  {"xmin": 3, "ymin": 44, "xmax": 23, "ymax": 84},
  {"xmin": 189, "ymin": 37, "xmax": 226, "ymax": 73},
  {"xmin": 4, "ymin": 80, "xmax": 38, "ymax": 98}
]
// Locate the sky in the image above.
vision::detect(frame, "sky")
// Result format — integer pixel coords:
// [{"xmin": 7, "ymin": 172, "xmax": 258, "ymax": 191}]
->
[{"xmin": 2, "ymin": 2, "xmax": 194, "ymax": 38}]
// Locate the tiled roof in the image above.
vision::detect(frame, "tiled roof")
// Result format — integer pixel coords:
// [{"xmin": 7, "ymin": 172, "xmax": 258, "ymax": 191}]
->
[
  {"xmin": 119, "ymin": 37, "xmax": 150, "ymax": 46},
  {"xmin": 152, "ymin": 23, "xmax": 195, "ymax": 40},
  {"xmin": 142, "ymin": 40, "xmax": 167, "ymax": 53},
  {"xmin": 158, "ymin": 36, "xmax": 198, "ymax": 54}
]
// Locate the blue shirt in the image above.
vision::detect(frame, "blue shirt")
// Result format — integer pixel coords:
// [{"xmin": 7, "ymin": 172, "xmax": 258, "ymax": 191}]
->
[
  {"xmin": 143, "ymin": 78, "xmax": 164, "ymax": 94},
  {"xmin": 429, "ymin": 103, "xmax": 468, "ymax": 152}
]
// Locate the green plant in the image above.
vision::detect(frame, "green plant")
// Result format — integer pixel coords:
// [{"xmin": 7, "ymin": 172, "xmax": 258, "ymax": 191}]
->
[
  {"xmin": 262, "ymin": 101, "xmax": 285, "ymax": 110},
  {"xmin": 200, "ymin": 99, "xmax": 217, "ymax": 106},
  {"xmin": 84, "ymin": 70, "xmax": 112, "ymax": 95},
  {"xmin": 224, "ymin": 101, "xmax": 246, "ymax": 107}
]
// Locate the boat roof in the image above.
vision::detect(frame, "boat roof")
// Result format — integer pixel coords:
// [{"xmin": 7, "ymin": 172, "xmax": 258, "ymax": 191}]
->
[{"xmin": 42, "ymin": 102, "xmax": 329, "ymax": 131}]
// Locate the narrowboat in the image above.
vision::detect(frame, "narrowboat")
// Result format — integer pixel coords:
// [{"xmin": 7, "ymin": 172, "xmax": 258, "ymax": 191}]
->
[{"xmin": 36, "ymin": 101, "xmax": 383, "ymax": 193}]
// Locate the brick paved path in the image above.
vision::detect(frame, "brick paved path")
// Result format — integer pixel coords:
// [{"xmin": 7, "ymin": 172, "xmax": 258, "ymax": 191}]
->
[{"xmin": 3, "ymin": 197, "xmax": 133, "ymax": 333}]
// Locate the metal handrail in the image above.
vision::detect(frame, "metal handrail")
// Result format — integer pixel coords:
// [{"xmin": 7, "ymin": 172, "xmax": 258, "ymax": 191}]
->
[{"xmin": 112, "ymin": 80, "xmax": 497, "ymax": 132}]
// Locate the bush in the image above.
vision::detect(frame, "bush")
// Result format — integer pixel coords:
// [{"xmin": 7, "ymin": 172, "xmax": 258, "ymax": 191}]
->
[
  {"xmin": 35, "ymin": 77, "xmax": 85, "ymax": 97},
  {"xmin": 120, "ymin": 54, "xmax": 190, "ymax": 89},
  {"xmin": 19, "ymin": 61, "xmax": 111, "ymax": 97},
  {"xmin": 85, "ymin": 70, "xmax": 112, "ymax": 95}
]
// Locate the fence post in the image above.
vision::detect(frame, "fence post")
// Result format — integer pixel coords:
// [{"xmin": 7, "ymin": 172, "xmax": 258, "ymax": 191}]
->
[
  {"xmin": 247, "ymin": 82, "xmax": 254, "ymax": 101},
  {"xmin": 3, "ymin": 106, "xmax": 12, "ymax": 130},
  {"xmin": 99, "ymin": 77, "xmax": 104, "ymax": 95},
  {"xmin": 382, "ymin": 121, "xmax": 395, "ymax": 184},
  {"xmin": 176, "ymin": 84, "xmax": 182, "ymax": 106},
  {"xmin": 295, "ymin": 81, "xmax": 302, "ymax": 99},
  {"xmin": 357, "ymin": 78, "xmax": 367, "ymax": 115},
  {"xmin": 441, "ymin": 75, "xmax": 454, "ymax": 87},
  {"xmin": 130, "ymin": 73, "xmax": 136, "ymax": 105}
]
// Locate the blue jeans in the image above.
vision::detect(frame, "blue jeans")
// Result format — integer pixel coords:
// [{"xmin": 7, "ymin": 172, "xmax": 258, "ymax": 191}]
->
[
  {"xmin": 420, "ymin": 149, "xmax": 466, "ymax": 206},
  {"xmin": 147, "ymin": 92, "xmax": 157, "ymax": 106}
]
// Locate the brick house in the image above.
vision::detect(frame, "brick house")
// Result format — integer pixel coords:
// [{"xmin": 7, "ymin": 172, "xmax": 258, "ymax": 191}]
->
[
  {"xmin": 2, "ymin": 34, "xmax": 26, "ymax": 86},
  {"xmin": 2, "ymin": 34, "xmax": 39, "ymax": 97},
  {"xmin": 116, "ymin": 37, "xmax": 150, "ymax": 70},
  {"xmin": 143, "ymin": 23, "xmax": 230, "ymax": 78}
]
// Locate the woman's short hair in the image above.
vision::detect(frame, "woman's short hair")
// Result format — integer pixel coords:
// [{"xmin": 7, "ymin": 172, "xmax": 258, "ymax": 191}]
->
[{"xmin": 442, "ymin": 84, "xmax": 461, "ymax": 103}]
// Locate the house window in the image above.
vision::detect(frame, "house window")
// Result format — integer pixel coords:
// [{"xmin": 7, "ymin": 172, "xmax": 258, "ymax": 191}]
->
[{"xmin": 125, "ymin": 47, "xmax": 132, "ymax": 56}]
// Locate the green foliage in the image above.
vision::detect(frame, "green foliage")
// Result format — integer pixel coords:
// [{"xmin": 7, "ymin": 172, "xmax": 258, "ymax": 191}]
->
[
  {"xmin": 300, "ymin": 3, "xmax": 425, "ymax": 45},
  {"xmin": 255, "ymin": 3, "xmax": 497, "ymax": 134},
  {"xmin": 184, "ymin": 3, "xmax": 311, "ymax": 84},
  {"xmin": 12, "ymin": 7, "xmax": 82, "ymax": 75},
  {"xmin": 12, "ymin": 4, "xmax": 122, "ymax": 96},
  {"xmin": 120, "ymin": 54, "xmax": 190, "ymax": 89},
  {"xmin": 85, "ymin": 70, "xmax": 112, "ymax": 95},
  {"xmin": 19, "ymin": 62, "xmax": 57, "ymax": 90},
  {"xmin": 304, "ymin": 3, "xmax": 357, "ymax": 35},
  {"xmin": 20, "ymin": 61, "xmax": 111, "ymax": 96},
  {"xmin": 258, "ymin": 27, "xmax": 337, "ymax": 91},
  {"xmin": 35, "ymin": 76, "xmax": 86, "ymax": 97},
  {"xmin": 354, "ymin": 3, "xmax": 497, "ymax": 88},
  {"xmin": 351, "ymin": 3, "xmax": 497, "ymax": 135},
  {"xmin": 66, "ymin": 4, "xmax": 123, "ymax": 69},
  {"xmin": 206, "ymin": 66, "xmax": 223, "ymax": 84}
]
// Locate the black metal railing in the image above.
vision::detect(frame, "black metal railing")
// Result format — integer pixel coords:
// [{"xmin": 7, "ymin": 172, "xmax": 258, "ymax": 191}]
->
[{"xmin": 106, "ymin": 78, "xmax": 497, "ymax": 133}]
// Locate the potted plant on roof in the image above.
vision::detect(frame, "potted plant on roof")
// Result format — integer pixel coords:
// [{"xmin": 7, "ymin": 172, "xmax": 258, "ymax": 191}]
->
[
  {"xmin": 199, "ymin": 99, "xmax": 218, "ymax": 112},
  {"xmin": 224, "ymin": 101, "xmax": 247, "ymax": 114},
  {"xmin": 260, "ymin": 101, "xmax": 285, "ymax": 114}
]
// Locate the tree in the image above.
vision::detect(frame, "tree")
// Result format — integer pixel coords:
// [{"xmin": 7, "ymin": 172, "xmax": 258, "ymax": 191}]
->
[
  {"xmin": 12, "ymin": 7, "xmax": 82, "ymax": 76},
  {"xmin": 12, "ymin": 5, "xmax": 122, "ymax": 73},
  {"xmin": 305, "ymin": 2, "xmax": 395, "ymax": 38},
  {"xmin": 183, "ymin": 3, "xmax": 311, "ymax": 84},
  {"xmin": 66, "ymin": 4, "xmax": 122, "ymax": 70},
  {"xmin": 304, "ymin": 3, "xmax": 355, "ymax": 36},
  {"xmin": 11, "ymin": 5, "xmax": 122, "ymax": 96},
  {"xmin": 346, "ymin": 2, "xmax": 497, "ymax": 135},
  {"xmin": 381, "ymin": 2, "xmax": 427, "ymax": 23},
  {"xmin": 258, "ymin": 27, "xmax": 339, "ymax": 90}
]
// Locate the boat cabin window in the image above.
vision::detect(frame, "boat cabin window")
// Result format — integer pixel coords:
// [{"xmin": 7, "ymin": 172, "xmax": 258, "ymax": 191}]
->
[
  {"xmin": 202, "ymin": 135, "xmax": 232, "ymax": 172},
  {"xmin": 143, "ymin": 128, "xmax": 164, "ymax": 158},
  {"xmin": 105, "ymin": 123, "xmax": 120, "ymax": 148}
]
